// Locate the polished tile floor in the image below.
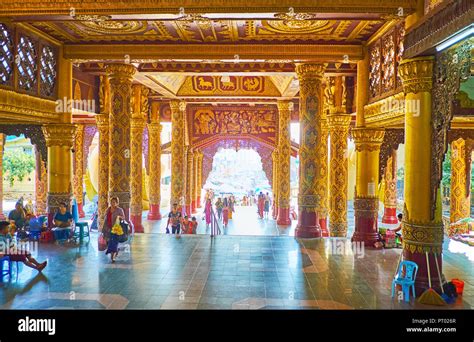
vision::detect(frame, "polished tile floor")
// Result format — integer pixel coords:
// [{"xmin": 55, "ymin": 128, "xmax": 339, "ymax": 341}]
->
[{"xmin": 0, "ymin": 230, "xmax": 473, "ymax": 310}]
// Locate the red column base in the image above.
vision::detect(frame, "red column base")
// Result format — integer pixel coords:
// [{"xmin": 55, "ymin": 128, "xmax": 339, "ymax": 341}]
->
[
  {"xmin": 277, "ymin": 207, "xmax": 291, "ymax": 226},
  {"xmin": 403, "ymin": 249, "xmax": 443, "ymax": 296},
  {"xmin": 184, "ymin": 205, "xmax": 192, "ymax": 217},
  {"xmin": 131, "ymin": 214, "xmax": 144, "ymax": 233},
  {"xmin": 295, "ymin": 209, "xmax": 321, "ymax": 238},
  {"xmin": 382, "ymin": 206, "xmax": 398, "ymax": 224},
  {"xmin": 191, "ymin": 200, "xmax": 197, "ymax": 214},
  {"xmin": 196, "ymin": 196, "xmax": 202, "ymax": 208},
  {"xmin": 77, "ymin": 203, "xmax": 85, "ymax": 218},
  {"xmin": 319, "ymin": 217, "xmax": 329, "ymax": 237},
  {"xmin": 147, "ymin": 204, "xmax": 162, "ymax": 220},
  {"xmin": 351, "ymin": 215, "xmax": 378, "ymax": 246}
]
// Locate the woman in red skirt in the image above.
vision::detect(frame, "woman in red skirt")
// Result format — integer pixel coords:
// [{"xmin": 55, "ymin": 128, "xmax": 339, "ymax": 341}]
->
[{"xmin": 222, "ymin": 198, "xmax": 230, "ymax": 228}]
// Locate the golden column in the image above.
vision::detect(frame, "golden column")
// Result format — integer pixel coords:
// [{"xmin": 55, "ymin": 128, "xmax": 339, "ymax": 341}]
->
[
  {"xmin": 73, "ymin": 124, "xmax": 85, "ymax": 218},
  {"xmin": 192, "ymin": 151, "xmax": 199, "ymax": 213},
  {"xmin": 276, "ymin": 100, "xmax": 292, "ymax": 225},
  {"xmin": 399, "ymin": 56, "xmax": 444, "ymax": 293},
  {"xmin": 42, "ymin": 124, "xmax": 77, "ymax": 225},
  {"xmin": 96, "ymin": 75, "xmax": 111, "ymax": 231},
  {"xmin": 295, "ymin": 63, "xmax": 327, "ymax": 238},
  {"xmin": 382, "ymin": 150, "xmax": 399, "ymax": 224},
  {"xmin": 351, "ymin": 128, "xmax": 384, "ymax": 244},
  {"xmin": 0, "ymin": 134, "xmax": 5, "ymax": 219},
  {"xmin": 196, "ymin": 151, "xmax": 203, "ymax": 208},
  {"xmin": 185, "ymin": 148, "xmax": 194, "ymax": 215},
  {"xmin": 271, "ymin": 149, "xmax": 279, "ymax": 219},
  {"xmin": 106, "ymin": 63, "xmax": 136, "ymax": 222},
  {"xmin": 130, "ymin": 84, "xmax": 147, "ymax": 233},
  {"xmin": 96, "ymin": 113, "xmax": 109, "ymax": 231},
  {"xmin": 147, "ymin": 101, "xmax": 162, "ymax": 220},
  {"xmin": 450, "ymin": 138, "xmax": 471, "ymax": 223},
  {"xmin": 34, "ymin": 148, "xmax": 47, "ymax": 216},
  {"xmin": 170, "ymin": 100, "xmax": 186, "ymax": 209},
  {"xmin": 328, "ymin": 114, "xmax": 351, "ymax": 237}
]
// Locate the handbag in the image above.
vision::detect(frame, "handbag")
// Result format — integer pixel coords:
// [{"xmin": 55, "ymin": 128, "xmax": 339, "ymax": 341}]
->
[{"xmin": 98, "ymin": 234, "xmax": 107, "ymax": 251}]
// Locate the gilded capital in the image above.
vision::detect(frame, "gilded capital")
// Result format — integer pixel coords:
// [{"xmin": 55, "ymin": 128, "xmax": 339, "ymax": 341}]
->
[
  {"xmin": 295, "ymin": 63, "xmax": 327, "ymax": 80},
  {"xmin": 42, "ymin": 124, "xmax": 77, "ymax": 147},
  {"xmin": 95, "ymin": 113, "xmax": 109, "ymax": 129},
  {"xmin": 328, "ymin": 113, "xmax": 352, "ymax": 130},
  {"xmin": 150, "ymin": 101, "xmax": 160, "ymax": 123},
  {"xmin": 276, "ymin": 100, "xmax": 293, "ymax": 113},
  {"xmin": 398, "ymin": 56, "xmax": 434, "ymax": 94},
  {"xmin": 352, "ymin": 127, "xmax": 385, "ymax": 152},
  {"xmin": 105, "ymin": 63, "xmax": 136, "ymax": 81},
  {"xmin": 130, "ymin": 116, "xmax": 146, "ymax": 130}
]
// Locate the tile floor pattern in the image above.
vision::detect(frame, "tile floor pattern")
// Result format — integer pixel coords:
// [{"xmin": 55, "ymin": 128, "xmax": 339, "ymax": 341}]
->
[{"xmin": 0, "ymin": 233, "xmax": 473, "ymax": 310}]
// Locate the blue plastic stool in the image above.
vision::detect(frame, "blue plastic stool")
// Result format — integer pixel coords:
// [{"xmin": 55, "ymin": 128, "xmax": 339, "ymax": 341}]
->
[
  {"xmin": 391, "ymin": 260, "xmax": 418, "ymax": 302},
  {"xmin": 0, "ymin": 256, "xmax": 12, "ymax": 279},
  {"xmin": 73, "ymin": 221, "xmax": 90, "ymax": 244}
]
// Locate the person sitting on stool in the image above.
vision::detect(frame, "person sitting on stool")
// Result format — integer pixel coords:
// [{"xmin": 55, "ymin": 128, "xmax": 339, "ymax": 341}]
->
[{"xmin": 53, "ymin": 202, "xmax": 74, "ymax": 228}]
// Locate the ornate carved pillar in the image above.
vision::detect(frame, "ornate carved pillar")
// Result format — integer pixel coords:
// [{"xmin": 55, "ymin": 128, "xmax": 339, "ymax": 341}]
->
[
  {"xmin": 351, "ymin": 128, "xmax": 384, "ymax": 244},
  {"xmin": 0, "ymin": 134, "xmax": 5, "ymax": 219},
  {"xmin": 130, "ymin": 84, "xmax": 147, "ymax": 233},
  {"xmin": 294, "ymin": 63, "xmax": 326, "ymax": 238},
  {"xmin": 96, "ymin": 75, "xmax": 110, "ymax": 231},
  {"xmin": 382, "ymin": 149, "xmax": 399, "ymax": 224},
  {"xmin": 271, "ymin": 149, "xmax": 279, "ymax": 220},
  {"xmin": 318, "ymin": 119, "xmax": 329, "ymax": 235},
  {"xmin": 450, "ymin": 138, "xmax": 471, "ymax": 223},
  {"xmin": 192, "ymin": 151, "xmax": 199, "ymax": 214},
  {"xmin": 328, "ymin": 113, "xmax": 351, "ymax": 237},
  {"xmin": 185, "ymin": 148, "xmax": 194, "ymax": 216},
  {"xmin": 106, "ymin": 63, "xmax": 136, "ymax": 223},
  {"xmin": 276, "ymin": 100, "xmax": 291, "ymax": 225},
  {"xmin": 147, "ymin": 102, "xmax": 162, "ymax": 220},
  {"xmin": 73, "ymin": 124, "xmax": 85, "ymax": 218},
  {"xmin": 399, "ymin": 56, "xmax": 444, "ymax": 294},
  {"xmin": 170, "ymin": 100, "xmax": 186, "ymax": 209},
  {"xmin": 34, "ymin": 146, "xmax": 47, "ymax": 215},
  {"xmin": 197, "ymin": 151, "xmax": 203, "ymax": 208},
  {"xmin": 42, "ymin": 124, "xmax": 76, "ymax": 226},
  {"xmin": 96, "ymin": 113, "xmax": 109, "ymax": 231}
]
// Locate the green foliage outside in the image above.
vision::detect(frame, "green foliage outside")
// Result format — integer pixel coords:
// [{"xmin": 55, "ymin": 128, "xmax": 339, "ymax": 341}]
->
[{"xmin": 3, "ymin": 150, "xmax": 35, "ymax": 187}]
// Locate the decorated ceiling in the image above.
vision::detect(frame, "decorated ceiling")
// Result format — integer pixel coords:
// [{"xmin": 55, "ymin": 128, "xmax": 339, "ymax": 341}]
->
[{"xmin": 27, "ymin": 18, "xmax": 384, "ymax": 44}]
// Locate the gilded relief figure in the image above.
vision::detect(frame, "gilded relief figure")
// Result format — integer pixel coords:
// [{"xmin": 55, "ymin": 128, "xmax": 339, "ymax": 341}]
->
[{"xmin": 195, "ymin": 110, "xmax": 216, "ymax": 134}]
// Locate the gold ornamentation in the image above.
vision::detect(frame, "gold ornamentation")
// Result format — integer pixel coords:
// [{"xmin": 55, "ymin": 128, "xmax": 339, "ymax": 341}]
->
[
  {"xmin": 42, "ymin": 124, "xmax": 77, "ymax": 147},
  {"xmin": 295, "ymin": 63, "xmax": 326, "ymax": 213},
  {"xmin": 364, "ymin": 92, "xmax": 405, "ymax": 127},
  {"xmin": 73, "ymin": 124, "xmax": 85, "ymax": 209},
  {"xmin": 0, "ymin": 88, "xmax": 60, "ymax": 123},
  {"xmin": 328, "ymin": 114, "xmax": 351, "ymax": 237},
  {"xmin": 95, "ymin": 113, "xmax": 109, "ymax": 230},
  {"xmin": 148, "ymin": 119, "xmax": 162, "ymax": 207},
  {"xmin": 78, "ymin": 20, "xmax": 146, "ymax": 35},
  {"xmin": 352, "ymin": 128, "xmax": 384, "ymax": 152},
  {"xmin": 186, "ymin": 149, "xmax": 194, "ymax": 207},
  {"xmin": 277, "ymin": 100, "xmax": 291, "ymax": 209},
  {"xmin": 130, "ymin": 117, "xmax": 145, "ymax": 216},
  {"xmin": 450, "ymin": 138, "xmax": 471, "ymax": 223},
  {"xmin": 402, "ymin": 220, "xmax": 444, "ymax": 254},
  {"xmin": 384, "ymin": 150, "xmax": 397, "ymax": 208},
  {"xmin": 170, "ymin": 100, "xmax": 186, "ymax": 207},
  {"xmin": 35, "ymin": 155, "xmax": 47, "ymax": 215},
  {"xmin": 398, "ymin": 56, "xmax": 434, "ymax": 94},
  {"xmin": 354, "ymin": 196, "xmax": 378, "ymax": 220},
  {"xmin": 107, "ymin": 63, "xmax": 135, "ymax": 215},
  {"xmin": 430, "ymin": 42, "xmax": 471, "ymax": 220},
  {"xmin": 47, "ymin": 192, "xmax": 73, "ymax": 213}
]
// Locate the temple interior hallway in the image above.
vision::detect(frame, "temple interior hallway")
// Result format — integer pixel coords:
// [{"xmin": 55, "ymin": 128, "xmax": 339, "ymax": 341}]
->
[
  {"xmin": 142, "ymin": 203, "xmax": 356, "ymax": 237},
  {"xmin": 142, "ymin": 205, "xmax": 298, "ymax": 236},
  {"xmin": 0, "ymin": 234, "xmax": 473, "ymax": 310}
]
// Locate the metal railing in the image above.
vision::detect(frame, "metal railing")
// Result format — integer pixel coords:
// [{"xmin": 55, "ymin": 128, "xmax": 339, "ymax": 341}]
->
[{"xmin": 210, "ymin": 207, "xmax": 221, "ymax": 237}]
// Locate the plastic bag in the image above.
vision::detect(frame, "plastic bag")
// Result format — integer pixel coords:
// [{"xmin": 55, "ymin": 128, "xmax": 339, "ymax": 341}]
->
[{"xmin": 98, "ymin": 234, "xmax": 107, "ymax": 251}]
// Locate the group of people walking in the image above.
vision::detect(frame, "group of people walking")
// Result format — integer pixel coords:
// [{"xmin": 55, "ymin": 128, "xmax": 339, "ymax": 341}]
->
[
  {"xmin": 257, "ymin": 192, "xmax": 271, "ymax": 219},
  {"xmin": 213, "ymin": 196, "xmax": 235, "ymax": 228}
]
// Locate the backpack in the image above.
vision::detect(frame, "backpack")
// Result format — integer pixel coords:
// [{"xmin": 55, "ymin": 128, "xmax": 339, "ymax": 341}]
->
[{"xmin": 442, "ymin": 282, "xmax": 458, "ymax": 298}]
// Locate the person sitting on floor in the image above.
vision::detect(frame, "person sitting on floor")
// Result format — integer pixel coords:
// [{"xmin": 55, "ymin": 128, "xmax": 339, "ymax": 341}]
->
[
  {"xmin": 8, "ymin": 200, "xmax": 26, "ymax": 229},
  {"xmin": 181, "ymin": 216, "xmax": 191, "ymax": 234},
  {"xmin": 0, "ymin": 221, "xmax": 47, "ymax": 272},
  {"xmin": 190, "ymin": 217, "xmax": 198, "ymax": 234},
  {"xmin": 53, "ymin": 202, "xmax": 74, "ymax": 228}
]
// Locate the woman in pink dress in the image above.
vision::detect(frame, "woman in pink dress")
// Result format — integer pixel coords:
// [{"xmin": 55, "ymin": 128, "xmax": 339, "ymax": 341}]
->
[
  {"xmin": 204, "ymin": 198, "xmax": 212, "ymax": 226},
  {"xmin": 222, "ymin": 197, "xmax": 229, "ymax": 227}
]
